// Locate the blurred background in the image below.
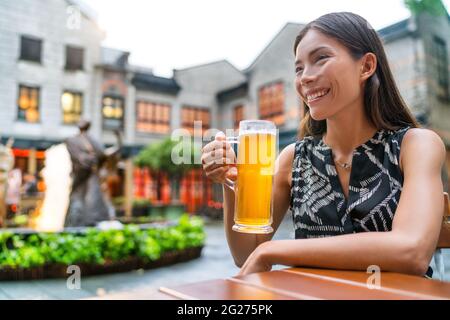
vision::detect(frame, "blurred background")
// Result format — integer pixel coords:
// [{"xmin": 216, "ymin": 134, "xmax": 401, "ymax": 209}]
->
[{"xmin": 0, "ymin": 0, "xmax": 448, "ymax": 299}]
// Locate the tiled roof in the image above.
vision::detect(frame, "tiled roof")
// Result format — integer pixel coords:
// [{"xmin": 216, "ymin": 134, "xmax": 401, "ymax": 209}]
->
[
  {"xmin": 101, "ymin": 47, "xmax": 130, "ymax": 69},
  {"xmin": 132, "ymin": 72, "xmax": 181, "ymax": 95},
  {"xmin": 217, "ymin": 82, "xmax": 248, "ymax": 104},
  {"xmin": 377, "ymin": 19, "xmax": 412, "ymax": 42}
]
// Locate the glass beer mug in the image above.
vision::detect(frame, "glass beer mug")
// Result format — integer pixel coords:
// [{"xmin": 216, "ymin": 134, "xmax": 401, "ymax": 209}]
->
[{"xmin": 224, "ymin": 120, "xmax": 277, "ymax": 234}]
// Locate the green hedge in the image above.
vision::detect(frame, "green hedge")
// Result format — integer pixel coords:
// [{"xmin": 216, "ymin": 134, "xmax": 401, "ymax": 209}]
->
[{"xmin": 0, "ymin": 214, "xmax": 205, "ymax": 269}]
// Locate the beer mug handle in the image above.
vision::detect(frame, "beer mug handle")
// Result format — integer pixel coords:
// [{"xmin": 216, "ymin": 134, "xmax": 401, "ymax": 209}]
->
[{"xmin": 223, "ymin": 136, "xmax": 238, "ymax": 192}]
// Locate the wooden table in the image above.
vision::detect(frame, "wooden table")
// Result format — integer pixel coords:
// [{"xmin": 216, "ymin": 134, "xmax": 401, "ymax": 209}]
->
[{"xmin": 157, "ymin": 268, "xmax": 450, "ymax": 300}]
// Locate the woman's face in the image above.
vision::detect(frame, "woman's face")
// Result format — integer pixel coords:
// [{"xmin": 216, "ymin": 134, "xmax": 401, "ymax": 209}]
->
[{"xmin": 295, "ymin": 29, "xmax": 364, "ymax": 121}]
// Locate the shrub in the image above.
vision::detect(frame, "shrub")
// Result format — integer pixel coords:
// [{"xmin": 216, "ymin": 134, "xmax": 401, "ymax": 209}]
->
[{"xmin": 0, "ymin": 214, "xmax": 205, "ymax": 269}]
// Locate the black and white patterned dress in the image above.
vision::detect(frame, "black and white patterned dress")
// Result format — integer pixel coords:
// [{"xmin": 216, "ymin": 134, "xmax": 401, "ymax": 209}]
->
[{"xmin": 289, "ymin": 126, "xmax": 432, "ymax": 277}]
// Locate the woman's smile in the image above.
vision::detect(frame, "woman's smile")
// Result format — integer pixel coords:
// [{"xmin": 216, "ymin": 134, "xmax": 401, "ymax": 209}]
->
[{"xmin": 306, "ymin": 88, "xmax": 331, "ymax": 105}]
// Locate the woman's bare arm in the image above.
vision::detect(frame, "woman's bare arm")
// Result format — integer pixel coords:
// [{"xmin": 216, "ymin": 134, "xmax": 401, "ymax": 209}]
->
[
  {"xmin": 223, "ymin": 143, "xmax": 295, "ymax": 267},
  {"xmin": 240, "ymin": 129, "xmax": 446, "ymax": 276}
]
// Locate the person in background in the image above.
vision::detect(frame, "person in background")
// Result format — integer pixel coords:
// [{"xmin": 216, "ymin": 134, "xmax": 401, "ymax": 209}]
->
[{"xmin": 22, "ymin": 173, "xmax": 38, "ymax": 196}]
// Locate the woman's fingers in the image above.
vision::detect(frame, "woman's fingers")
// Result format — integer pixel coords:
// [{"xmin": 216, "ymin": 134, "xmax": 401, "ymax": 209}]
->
[
  {"xmin": 201, "ymin": 132, "xmax": 237, "ymax": 183},
  {"xmin": 202, "ymin": 151, "xmax": 235, "ymax": 166},
  {"xmin": 202, "ymin": 139, "xmax": 229, "ymax": 153},
  {"xmin": 202, "ymin": 148, "xmax": 225, "ymax": 164},
  {"xmin": 225, "ymin": 167, "xmax": 238, "ymax": 181},
  {"xmin": 203, "ymin": 159, "xmax": 227, "ymax": 172},
  {"xmin": 215, "ymin": 131, "xmax": 226, "ymax": 141},
  {"xmin": 202, "ymin": 144, "xmax": 236, "ymax": 165},
  {"xmin": 205, "ymin": 165, "xmax": 230, "ymax": 183},
  {"xmin": 202, "ymin": 132, "xmax": 232, "ymax": 154}
]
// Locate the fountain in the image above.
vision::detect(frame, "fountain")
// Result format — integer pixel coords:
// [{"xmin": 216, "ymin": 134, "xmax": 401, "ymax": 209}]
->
[{"xmin": 33, "ymin": 143, "xmax": 72, "ymax": 232}]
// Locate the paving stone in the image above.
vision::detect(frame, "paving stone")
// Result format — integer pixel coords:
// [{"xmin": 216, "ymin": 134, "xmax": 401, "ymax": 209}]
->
[
  {"xmin": 0, "ymin": 282, "xmax": 57, "ymax": 300},
  {"xmin": 0, "ymin": 289, "xmax": 12, "ymax": 300},
  {"xmin": 33, "ymin": 279, "xmax": 94, "ymax": 300}
]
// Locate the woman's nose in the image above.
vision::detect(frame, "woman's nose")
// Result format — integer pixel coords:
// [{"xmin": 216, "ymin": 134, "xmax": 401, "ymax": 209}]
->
[
  {"xmin": 295, "ymin": 74, "xmax": 312, "ymax": 92},
  {"xmin": 299, "ymin": 67, "xmax": 317, "ymax": 85}
]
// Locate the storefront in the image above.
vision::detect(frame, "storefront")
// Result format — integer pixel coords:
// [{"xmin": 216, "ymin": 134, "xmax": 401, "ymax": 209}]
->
[
  {"xmin": 133, "ymin": 167, "xmax": 214, "ymax": 213},
  {"xmin": 0, "ymin": 139, "xmax": 58, "ymax": 219}
]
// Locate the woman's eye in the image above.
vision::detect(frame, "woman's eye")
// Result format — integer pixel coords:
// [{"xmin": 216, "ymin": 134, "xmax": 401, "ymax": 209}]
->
[
  {"xmin": 317, "ymin": 55, "xmax": 328, "ymax": 61},
  {"xmin": 295, "ymin": 67, "xmax": 304, "ymax": 74}
]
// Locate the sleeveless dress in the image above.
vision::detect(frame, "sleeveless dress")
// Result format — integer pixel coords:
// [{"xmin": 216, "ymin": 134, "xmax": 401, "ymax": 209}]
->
[{"xmin": 289, "ymin": 126, "xmax": 433, "ymax": 278}]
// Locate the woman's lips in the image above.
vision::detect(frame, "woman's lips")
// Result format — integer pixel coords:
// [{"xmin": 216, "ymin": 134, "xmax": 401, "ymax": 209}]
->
[{"xmin": 307, "ymin": 89, "xmax": 330, "ymax": 104}]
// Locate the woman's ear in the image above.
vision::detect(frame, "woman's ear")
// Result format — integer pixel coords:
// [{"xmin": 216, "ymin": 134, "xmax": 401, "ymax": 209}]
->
[{"xmin": 360, "ymin": 53, "xmax": 377, "ymax": 82}]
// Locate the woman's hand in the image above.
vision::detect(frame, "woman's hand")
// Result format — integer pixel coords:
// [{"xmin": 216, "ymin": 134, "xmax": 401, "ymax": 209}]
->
[
  {"xmin": 201, "ymin": 132, "xmax": 237, "ymax": 184},
  {"xmin": 237, "ymin": 241, "xmax": 274, "ymax": 277}
]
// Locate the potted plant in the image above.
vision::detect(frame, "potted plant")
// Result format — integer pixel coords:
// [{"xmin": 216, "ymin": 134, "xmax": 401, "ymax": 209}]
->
[
  {"xmin": 198, "ymin": 200, "xmax": 223, "ymax": 221},
  {"xmin": 132, "ymin": 198, "xmax": 152, "ymax": 217},
  {"xmin": 134, "ymin": 137, "xmax": 201, "ymax": 219}
]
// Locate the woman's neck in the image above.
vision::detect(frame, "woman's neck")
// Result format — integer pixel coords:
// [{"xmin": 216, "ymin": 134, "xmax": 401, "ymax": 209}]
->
[{"xmin": 323, "ymin": 102, "xmax": 378, "ymax": 156}]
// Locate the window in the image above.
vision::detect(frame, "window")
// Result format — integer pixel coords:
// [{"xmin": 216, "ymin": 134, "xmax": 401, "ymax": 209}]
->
[
  {"xmin": 181, "ymin": 107, "xmax": 210, "ymax": 135},
  {"xmin": 136, "ymin": 101, "xmax": 171, "ymax": 134},
  {"xmin": 433, "ymin": 36, "xmax": 449, "ymax": 102},
  {"xmin": 20, "ymin": 36, "xmax": 42, "ymax": 63},
  {"xmin": 65, "ymin": 46, "xmax": 84, "ymax": 71},
  {"xmin": 258, "ymin": 82, "xmax": 285, "ymax": 126},
  {"xmin": 17, "ymin": 85, "xmax": 40, "ymax": 123},
  {"xmin": 233, "ymin": 105, "xmax": 244, "ymax": 129},
  {"xmin": 102, "ymin": 96, "xmax": 124, "ymax": 130},
  {"xmin": 61, "ymin": 91, "xmax": 83, "ymax": 124}
]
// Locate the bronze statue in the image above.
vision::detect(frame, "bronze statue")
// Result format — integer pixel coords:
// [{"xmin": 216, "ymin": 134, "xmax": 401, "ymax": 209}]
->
[{"xmin": 64, "ymin": 120, "xmax": 122, "ymax": 227}]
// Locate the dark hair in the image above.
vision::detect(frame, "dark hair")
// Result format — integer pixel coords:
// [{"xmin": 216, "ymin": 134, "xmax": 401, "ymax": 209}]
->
[
  {"xmin": 77, "ymin": 119, "xmax": 91, "ymax": 132},
  {"xmin": 294, "ymin": 12, "xmax": 419, "ymax": 138}
]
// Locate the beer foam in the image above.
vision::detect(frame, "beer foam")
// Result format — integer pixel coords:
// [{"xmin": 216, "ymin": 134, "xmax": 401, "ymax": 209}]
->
[{"xmin": 239, "ymin": 130, "xmax": 277, "ymax": 136}]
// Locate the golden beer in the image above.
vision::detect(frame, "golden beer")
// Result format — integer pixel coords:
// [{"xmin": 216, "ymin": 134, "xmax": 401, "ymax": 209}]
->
[{"xmin": 233, "ymin": 132, "xmax": 276, "ymax": 233}]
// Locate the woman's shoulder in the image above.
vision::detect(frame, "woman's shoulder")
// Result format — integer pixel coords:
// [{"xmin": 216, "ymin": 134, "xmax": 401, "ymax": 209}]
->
[
  {"xmin": 399, "ymin": 128, "xmax": 446, "ymax": 173},
  {"xmin": 400, "ymin": 128, "xmax": 446, "ymax": 154},
  {"xmin": 402, "ymin": 127, "xmax": 442, "ymax": 141},
  {"xmin": 278, "ymin": 142, "xmax": 297, "ymax": 165},
  {"xmin": 399, "ymin": 127, "xmax": 444, "ymax": 152}
]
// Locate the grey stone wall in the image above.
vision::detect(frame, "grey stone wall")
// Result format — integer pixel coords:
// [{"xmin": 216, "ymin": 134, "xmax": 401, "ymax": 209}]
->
[
  {"xmin": 174, "ymin": 60, "xmax": 246, "ymax": 132},
  {"xmin": 217, "ymin": 97, "xmax": 249, "ymax": 133},
  {"xmin": 0, "ymin": 0, "xmax": 104, "ymax": 143},
  {"xmin": 384, "ymin": 35, "xmax": 429, "ymax": 117},
  {"xmin": 245, "ymin": 23, "xmax": 304, "ymax": 132},
  {"xmin": 417, "ymin": 12, "xmax": 450, "ymax": 143}
]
